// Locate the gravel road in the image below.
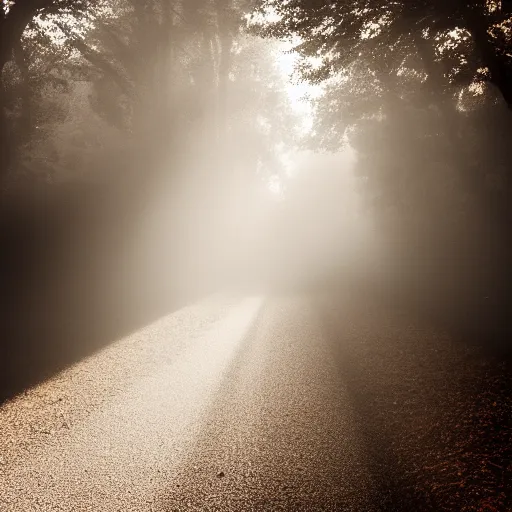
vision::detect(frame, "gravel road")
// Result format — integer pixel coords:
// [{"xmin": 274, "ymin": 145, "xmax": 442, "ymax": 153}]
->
[{"xmin": 1, "ymin": 294, "xmax": 510, "ymax": 511}]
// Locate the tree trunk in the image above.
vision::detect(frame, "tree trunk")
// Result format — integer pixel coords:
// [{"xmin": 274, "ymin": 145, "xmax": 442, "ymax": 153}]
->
[
  {"xmin": 215, "ymin": 0, "xmax": 235, "ymax": 189},
  {"xmin": 0, "ymin": 16, "xmax": 13, "ymax": 182},
  {"xmin": 215, "ymin": 0, "xmax": 233, "ymax": 145},
  {"xmin": 0, "ymin": 97, "xmax": 11, "ymax": 183},
  {"xmin": 0, "ymin": 0, "xmax": 54, "ymax": 77},
  {"xmin": 14, "ymin": 40, "xmax": 32, "ymax": 147},
  {"xmin": 0, "ymin": 0, "xmax": 55, "ymax": 183}
]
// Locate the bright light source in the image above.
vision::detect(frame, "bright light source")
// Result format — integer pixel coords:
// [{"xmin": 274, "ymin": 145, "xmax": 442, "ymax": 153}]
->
[{"xmin": 274, "ymin": 44, "xmax": 323, "ymax": 122}]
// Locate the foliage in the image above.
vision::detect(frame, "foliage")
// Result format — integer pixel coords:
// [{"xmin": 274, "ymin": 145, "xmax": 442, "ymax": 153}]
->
[
  {"xmin": 251, "ymin": 0, "xmax": 512, "ymax": 330},
  {"xmin": 1, "ymin": 0, "xmax": 295, "ymax": 191},
  {"xmin": 251, "ymin": 0, "xmax": 512, "ymax": 229},
  {"xmin": 252, "ymin": 0, "xmax": 512, "ymax": 107}
]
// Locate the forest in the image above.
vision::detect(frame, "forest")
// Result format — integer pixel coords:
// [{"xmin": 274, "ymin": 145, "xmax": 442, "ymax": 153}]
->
[
  {"xmin": 1, "ymin": 3, "xmax": 512, "ymax": 509},
  {"xmin": 1, "ymin": 0, "xmax": 512, "ymax": 395}
]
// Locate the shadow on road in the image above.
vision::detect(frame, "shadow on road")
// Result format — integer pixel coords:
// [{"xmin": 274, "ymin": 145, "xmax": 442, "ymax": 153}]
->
[
  {"xmin": 0, "ymin": 180, "xmax": 204, "ymax": 405},
  {"xmin": 316, "ymin": 300, "xmax": 436, "ymax": 511},
  {"xmin": 0, "ymin": 275, "xmax": 194, "ymax": 405},
  {"xmin": 316, "ymin": 294, "xmax": 511, "ymax": 512}
]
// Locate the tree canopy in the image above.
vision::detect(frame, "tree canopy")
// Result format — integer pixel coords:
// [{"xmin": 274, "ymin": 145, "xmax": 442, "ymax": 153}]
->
[
  {"xmin": 0, "ymin": 0, "xmax": 297, "ymax": 189},
  {"xmin": 253, "ymin": 0, "xmax": 512, "ymax": 108},
  {"xmin": 250, "ymin": 0, "xmax": 512, "ymax": 331}
]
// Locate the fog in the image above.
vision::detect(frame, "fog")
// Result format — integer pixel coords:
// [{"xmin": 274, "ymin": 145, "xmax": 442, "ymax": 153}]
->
[
  {"xmin": 1, "ymin": 0, "xmax": 512, "ymax": 405},
  {"xmin": 2, "ymin": 4, "xmax": 511, "ymax": 510}
]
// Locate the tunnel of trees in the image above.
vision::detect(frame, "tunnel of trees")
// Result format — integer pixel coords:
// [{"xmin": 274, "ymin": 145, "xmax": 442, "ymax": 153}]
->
[
  {"xmin": 251, "ymin": 0, "xmax": 512, "ymax": 345},
  {"xmin": 1, "ymin": 0, "xmax": 511, "ymax": 398},
  {"xmin": 0, "ymin": 0, "xmax": 298, "ymax": 398}
]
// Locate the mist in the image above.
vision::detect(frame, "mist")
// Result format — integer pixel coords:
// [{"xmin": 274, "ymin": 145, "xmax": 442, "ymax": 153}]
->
[
  {"xmin": 1, "ymin": 0, "xmax": 511, "ymax": 394},
  {"xmin": 1, "ymin": 1, "xmax": 511, "ymax": 510}
]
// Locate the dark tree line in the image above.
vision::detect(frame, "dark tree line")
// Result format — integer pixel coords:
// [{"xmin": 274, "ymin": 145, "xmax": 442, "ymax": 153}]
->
[
  {"xmin": 254, "ymin": 1, "xmax": 512, "ymax": 106},
  {"xmin": 253, "ymin": 0, "xmax": 512, "ymax": 343},
  {"xmin": 0, "ymin": 0, "xmax": 300, "ymax": 400},
  {"xmin": 4, "ymin": 0, "xmax": 511, "ymax": 344}
]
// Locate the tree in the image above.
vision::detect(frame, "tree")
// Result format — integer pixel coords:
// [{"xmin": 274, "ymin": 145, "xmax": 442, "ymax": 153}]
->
[
  {"xmin": 251, "ymin": 0, "xmax": 512, "ymax": 237},
  {"xmin": 253, "ymin": 0, "xmax": 512, "ymax": 109},
  {"xmin": 251, "ymin": 0, "xmax": 512, "ymax": 342},
  {"xmin": 0, "ymin": 0, "xmax": 90, "ymax": 181}
]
